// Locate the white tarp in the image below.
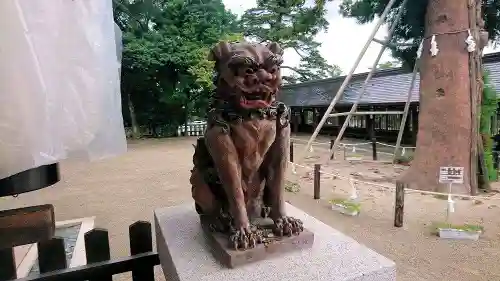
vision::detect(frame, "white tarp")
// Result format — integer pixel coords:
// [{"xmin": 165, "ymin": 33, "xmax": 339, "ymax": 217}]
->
[{"xmin": 0, "ymin": 0, "xmax": 127, "ymax": 179}]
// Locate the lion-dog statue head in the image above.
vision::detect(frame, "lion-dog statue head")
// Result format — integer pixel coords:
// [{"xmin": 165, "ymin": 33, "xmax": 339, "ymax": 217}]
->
[{"xmin": 208, "ymin": 41, "xmax": 284, "ymax": 110}]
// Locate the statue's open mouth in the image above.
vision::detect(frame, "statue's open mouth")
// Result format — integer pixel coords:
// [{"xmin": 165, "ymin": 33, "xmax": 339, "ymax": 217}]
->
[
  {"xmin": 240, "ymin": 93, "xmax": 271, "ymax": 108},
  {"xmin": 237, "ymin": 84, "xmax": 274, "ymax": 109}
]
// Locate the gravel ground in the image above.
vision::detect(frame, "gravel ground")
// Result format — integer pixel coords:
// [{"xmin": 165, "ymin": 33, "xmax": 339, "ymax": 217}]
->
[{"xmin": 2, "ymin": 136, "xmax": 500, "ymax": 281}]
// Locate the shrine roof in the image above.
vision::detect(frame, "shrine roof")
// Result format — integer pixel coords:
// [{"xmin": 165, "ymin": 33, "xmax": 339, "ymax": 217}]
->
[{"xmin": 280, "ymin": 52, "xmax": 500, "ymax": 107}]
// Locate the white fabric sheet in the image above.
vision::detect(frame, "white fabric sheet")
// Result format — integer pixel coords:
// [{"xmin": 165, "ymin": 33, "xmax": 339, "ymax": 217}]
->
[{"xmin": 0, "ymin": 0, "xmax": 126, "ymax": 179}]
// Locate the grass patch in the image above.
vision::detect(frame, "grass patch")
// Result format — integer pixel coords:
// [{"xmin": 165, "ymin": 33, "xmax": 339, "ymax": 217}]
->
[
  {"xmin": 329, "ymin": 198, "xmax": 361, "ymax": 213},
  {"xmin": 394, "ymin": 154, "xmax": 413, "ymax": 165},
  {"xmin": 433, "ymin": 194, "xmax": 448, "ymax": 200},
  {"xmin": 430, "ymin": 221, "xmax": 484, "ymax": 235},
  {"xmin": 285, "ymin": 181, "xmax": 300, "ymax": 193},
  {"xmin": 346, "ymin": 154, "xmax": 363, "ymax": 159},
  {"xmin": 349, "ymin": 154, "xmax": 363, "ymax": 158}
]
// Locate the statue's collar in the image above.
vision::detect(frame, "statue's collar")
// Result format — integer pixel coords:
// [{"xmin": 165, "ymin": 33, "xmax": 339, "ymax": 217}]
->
[{"xmin": 209, "ymin": 99, "xmax": 281, "ymax": 121}]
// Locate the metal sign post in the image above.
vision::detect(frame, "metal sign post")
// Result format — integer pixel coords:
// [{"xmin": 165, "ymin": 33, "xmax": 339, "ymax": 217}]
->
[{"xmin": 446, "ymin": 182, "xmax": 453, "ymax": 222}]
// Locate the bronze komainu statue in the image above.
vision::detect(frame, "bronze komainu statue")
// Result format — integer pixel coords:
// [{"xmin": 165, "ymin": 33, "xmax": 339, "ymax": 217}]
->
[{"xmin": 190, "ymin": 41, "xmax": 304, "ymax": 250}]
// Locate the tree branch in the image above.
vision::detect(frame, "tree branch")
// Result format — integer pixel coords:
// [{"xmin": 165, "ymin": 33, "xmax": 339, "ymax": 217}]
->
[
  {"xmin": 112, "ymin": 0, "xmax": 148, "ymax": 32},
  {"xmin": 281, "ymin": 65, "xmax": 309, "ymax": 79},
  {"xmin": 292, "ymin": 47, "xmax": 306, "ymax": 59}
]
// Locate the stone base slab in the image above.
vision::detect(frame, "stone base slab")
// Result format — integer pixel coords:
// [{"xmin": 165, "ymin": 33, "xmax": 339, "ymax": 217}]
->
[{"xmin": 155, "ymin": 203, "xmax": 396, "ymax": 281}]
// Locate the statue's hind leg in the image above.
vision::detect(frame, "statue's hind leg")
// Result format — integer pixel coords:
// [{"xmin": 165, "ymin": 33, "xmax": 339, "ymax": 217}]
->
[
  {"xmin": 190, "ymin": 167, "xmax": 216, "ymax": 214},
  {"xmin": 191, "ymin": 168, "xmax": 232, "ymax": 233}
]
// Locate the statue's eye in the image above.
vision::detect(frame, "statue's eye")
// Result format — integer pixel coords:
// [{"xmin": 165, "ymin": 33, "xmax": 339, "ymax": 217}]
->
[{"xmin": 269, "ymin": 66, "xmax": 277, "ymax": 74}]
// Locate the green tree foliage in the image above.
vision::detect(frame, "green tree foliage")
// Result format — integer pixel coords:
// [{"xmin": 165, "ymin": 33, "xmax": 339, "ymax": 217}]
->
[
  {"xmin": 113, "ymin": 0, "xmax": 239, "ymax": 137},
  {"xmin": 339, "ymin": 0, "xmax": 500, "ymax": 68},
  {"xmin": 240, "ymin": 0, "xmax": 342, "ymax": 83},
  {"xmin": 480, "ymin": 71, "xmax": 499, "ymax": 181}
]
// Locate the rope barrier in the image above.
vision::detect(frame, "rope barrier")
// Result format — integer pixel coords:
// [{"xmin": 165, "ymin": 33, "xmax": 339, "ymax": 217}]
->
[
  {"xmin": 289, "ymin": 137, "xmax": 500, "ymax": 201},
  {"xmin": 291, "ymin": 139, "xmax": 393, "ymax": 156},
  {"xmin": 290, "ymin": 138, "xmax": 330, "ymax": 146},
  {"xmin": 341, "ymin": 142, "xmax": 372, "ymax": 146},
  {"xmin": 376, "ymin": 142, "xmax": 416, "ymax": 149},
  {"xmin": 288, "ymin": 161, "xmax": 500, "ymax": 201},
  {"xmin": 290, "ymin": 137, "xmax": 415, "ymax": 149}
]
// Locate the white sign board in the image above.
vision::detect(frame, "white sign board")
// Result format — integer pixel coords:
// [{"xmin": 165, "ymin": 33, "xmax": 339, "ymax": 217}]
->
[{"xmin": 439, "ymin": 166, "xmax": 464, "ymax": 184}]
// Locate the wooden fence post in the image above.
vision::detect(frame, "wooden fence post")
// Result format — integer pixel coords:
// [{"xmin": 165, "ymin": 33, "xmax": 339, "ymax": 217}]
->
[
  {"xmin": 85, "ymin": 228, "xmax": 113, "ymax": 281},
  {"xmin": 0, "ymin": 248, "xmax": 16, "ymax": 281},
  {"xmin": 129, "ymin": 221, "xmax": 154, "ymax": 281},
  {"xmin": 371, "ymin": 137, "xmax": 378, "ymax": 161},
  {"xmin": 314, "ymin": 164, "xmax": 321, "ymax": 199},
  {"xmin": 38, "ymin": 237, "xmax": 67, "ymax": 273},
  {"xmin": 289, "ymin": 141, "xmax": 294, "ymax": 163},
  {"xmin": 394, "ymin": 181, "xmax": 406, "ymax": 227},
  {"xmin": 330, "ymin": 140, "xmax": 334, "ymax": 160}
]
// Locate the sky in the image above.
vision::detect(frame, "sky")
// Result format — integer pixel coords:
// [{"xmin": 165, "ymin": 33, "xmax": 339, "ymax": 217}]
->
[{"xmin": 222, "ymin": 0, "xmax": 498, "ymax": 76}]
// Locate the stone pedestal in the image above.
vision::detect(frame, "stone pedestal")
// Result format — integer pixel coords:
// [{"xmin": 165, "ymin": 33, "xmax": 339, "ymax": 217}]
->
[{"xmin": 155, "ymin": 203, "xmax": 396, "ymax": 281}]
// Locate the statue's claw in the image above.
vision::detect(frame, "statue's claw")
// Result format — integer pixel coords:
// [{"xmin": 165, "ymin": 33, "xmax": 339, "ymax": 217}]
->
[
  {"xmin": 255, "ymin": 229, "xmax": 264, "ymax": 243},
  {"xmin": 229, "ymin": 224, "xmax": 262, "ymax": 250},
  {"xmin": 248, "ymin": 234, "xmax": 257, "ymax": 248},
  {"xmin": 273, "ymin": 216, "xmax": 303, "ymax": 236}
]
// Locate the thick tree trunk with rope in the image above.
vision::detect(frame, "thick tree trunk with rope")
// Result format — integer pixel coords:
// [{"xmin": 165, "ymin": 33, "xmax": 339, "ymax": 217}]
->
[{"xmin": 400, "ymin": 0, "xmax": 481, "ymax": 194}]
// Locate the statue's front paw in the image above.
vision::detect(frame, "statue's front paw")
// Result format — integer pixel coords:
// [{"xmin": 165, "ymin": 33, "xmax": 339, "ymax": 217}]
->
[
  {"xmin": 229, "ymin": 224, "xmax": 262, "ymax": 250},
  {"xmin": 273, "ymin": 216, "xmax": 304, "ymax": 237}
]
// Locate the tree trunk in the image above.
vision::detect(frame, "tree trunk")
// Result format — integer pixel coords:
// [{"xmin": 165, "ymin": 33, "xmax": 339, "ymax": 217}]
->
[
  {"xmin": 400, "ymin": 0, "xmax": 473, "ymax": 194},
  {"xmin": 184, "ymin": 91, "xmax": 191, "ymax": 136},
  {"xmin": 470, "ymin": 0, "xmax": 489, "ymax": 192},
  {"xmin": 127, "ymin": 91, "xmax": 140, "ymax": 139}
]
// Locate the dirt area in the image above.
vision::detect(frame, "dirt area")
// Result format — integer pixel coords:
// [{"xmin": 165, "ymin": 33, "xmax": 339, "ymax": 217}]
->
[
  {"xmin": 2, "ymin": 136, "xmax": 500, "ymax": 281},
  {"xmin": 290, "ymin": 134, "xmax": 500, "ymax": 281}
]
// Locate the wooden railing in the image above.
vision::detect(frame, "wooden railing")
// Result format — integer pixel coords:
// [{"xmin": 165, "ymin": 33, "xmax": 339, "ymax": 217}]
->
[{"xmin": 0, "ymin": 221, "xmax": 160, "ymax": 281}]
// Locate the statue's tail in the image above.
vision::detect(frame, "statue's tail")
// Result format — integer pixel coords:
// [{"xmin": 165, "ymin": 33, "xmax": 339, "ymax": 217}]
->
[{"xmin": 190, "ymin": 167, "xmax": 216, "ymax": 214}]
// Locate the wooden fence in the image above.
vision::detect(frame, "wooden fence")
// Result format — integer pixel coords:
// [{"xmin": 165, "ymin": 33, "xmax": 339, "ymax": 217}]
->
[
  {"xmin": 0, "ymin": 221, "xmax": 160, "ymax": 281},
  {"xmin": 124, "ymin": 122, "xmax": 208, "ymax": 138},
  {"xmin": 177, "ymin": 123, "xmax": 207, "ymax": 137},
  {"xmin": 289, "ymin": 141, "xmax": 406, "ymax": 228}
]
